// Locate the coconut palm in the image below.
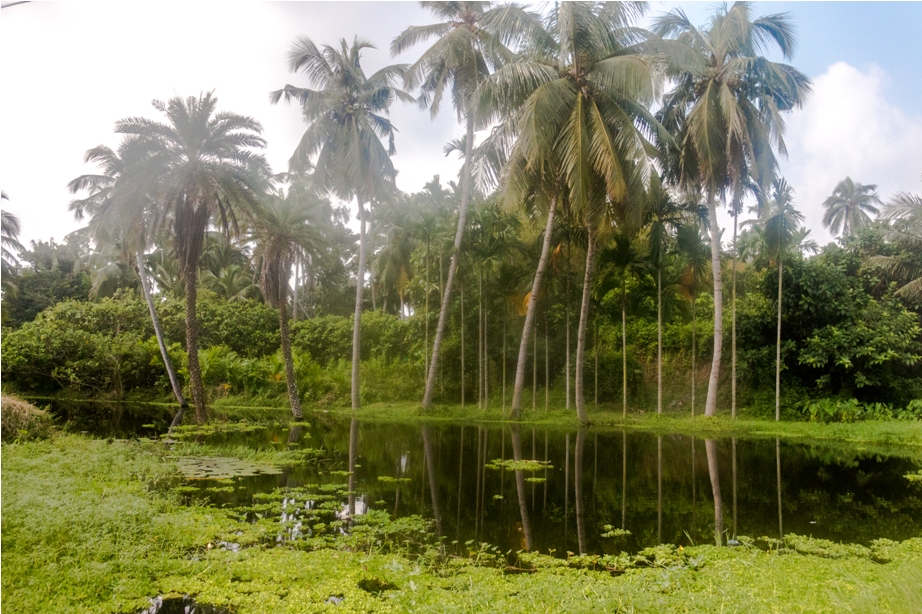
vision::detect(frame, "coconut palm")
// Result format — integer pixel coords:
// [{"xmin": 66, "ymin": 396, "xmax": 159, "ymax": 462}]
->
[
  {"xmin": 1, "ymin": 193, "xmax": 23, "ymax": 279},
  {"xmin": 675, "ymin": 219, "xmax": 711, "ymax": 416},
  {"xmin": 67, "ymin": 143, "xmax": 191, "ymax": 424},
  {"xmin": 484, "ymin": 1, "xmax": 672, "ymax": 422},
  {"xmin": 250, "ymin": 189, "xmax": 327, "ymax": 419},
  {"xmin": 392, "ymin": 1, "xmax": 536, "ymax": 410},
  {"xmin": 644, "ymin": 178, "xmax": 688, "ymax": 414},
  {"xmin": 757, "ymin": 178, "xmax": 803, "ymax": 421},
  {"xmin": 272, "ymin": 37, "xmax": 408, "ymax": 410},
  {"xmin": 654, "ymin": 2, "xmax": 811, "ymax": 417},
  {"xmin": 114, "ymin": 92, "xmax": 271, "ymax": 423},
  {"xmin": 596, "ymin": 230, "xmax": 647, "ymax": 417},
  {"xmin": 873, "ymin": 190, "xmax": 922, "ymax": 300},
  {"xmin": 822, "ymin": 177, "xmax": 881, "ymax": 237}
]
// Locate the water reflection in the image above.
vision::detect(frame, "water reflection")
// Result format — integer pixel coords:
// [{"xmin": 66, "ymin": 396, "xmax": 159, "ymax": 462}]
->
[
  {"xmin": 47, "ymin": 401, "xmax": 921, "ymax": 558},
  {"xmin": 510, "ymin": 426, "xmax": 533, "ymax": 551},
  {"xmin": 705, "ymin": 438, "xmax": 724, "ymax": 545}
]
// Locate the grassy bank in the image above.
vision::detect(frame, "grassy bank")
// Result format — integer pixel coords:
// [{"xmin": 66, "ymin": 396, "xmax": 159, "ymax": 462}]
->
[{"xmin": 3, "ymin": 434, "xmax": 922, "ymax": 613}]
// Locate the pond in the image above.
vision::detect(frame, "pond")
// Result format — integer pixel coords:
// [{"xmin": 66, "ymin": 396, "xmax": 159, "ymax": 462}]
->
[{"xmin": 38, "ymin": 399, "xmax": 922, "ymax": 556}]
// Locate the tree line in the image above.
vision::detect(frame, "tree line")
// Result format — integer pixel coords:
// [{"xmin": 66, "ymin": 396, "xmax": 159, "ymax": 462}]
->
[{"xmin": 2, "ymin": 2, "xmax": 920, "ymax": 423}]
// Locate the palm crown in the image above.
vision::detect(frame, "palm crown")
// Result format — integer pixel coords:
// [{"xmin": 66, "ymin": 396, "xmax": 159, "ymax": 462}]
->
[
  {"xmin": 271, "ymin": 38, "xmax": 410, "ymax": 202},
  {"xmin": 822, "ymin": 176, "xmax": 881, "ymax": 237},
  {"xmin": 655, "ymin": 1, "xmax": 811, "ymax": 204}
]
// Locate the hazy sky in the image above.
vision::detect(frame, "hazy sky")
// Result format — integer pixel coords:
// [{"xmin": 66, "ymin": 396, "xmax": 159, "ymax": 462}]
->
[{"xmin": 2, "ymin": 1, "xmax": 921, "ymax": 250}]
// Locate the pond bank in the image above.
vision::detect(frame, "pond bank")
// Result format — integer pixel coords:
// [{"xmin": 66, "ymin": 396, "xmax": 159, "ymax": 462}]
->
[{"xmin": 3, "ymin": 434, "xmax": 921, "ymax": 613}]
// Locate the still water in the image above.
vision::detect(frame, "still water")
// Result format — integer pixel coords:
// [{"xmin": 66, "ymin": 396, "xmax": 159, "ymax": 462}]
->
[
  {"xmin": 43, "ymin": 400, "xmax": 922, "ymax": 556},
  {"xmin": 193, "ymin": 419, "xmax": 922, "ymax": 554}
]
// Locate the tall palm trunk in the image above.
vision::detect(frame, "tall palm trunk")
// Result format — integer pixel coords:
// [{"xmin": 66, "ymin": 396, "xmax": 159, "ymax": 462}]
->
[
  {"xmin": 621, "ymin": 278, "xmax": 627, "ymax": 418},
  {"xmin": 731, "ymin": 213, "xmax": 738, "ymax": 418},
  {"xmin": 292, "ymin": 255, "xmax": 300, "ymax": 322},
  {"xmin": 566, "ymin": 239, "xmax": 571, "ymax": 410},
  {"xmin": 704, "ymin": 196, "xmax": 724, "ymax": 417},
  {"xmin": 461, "ymin": 285, "xmax": 465, "ymax": 409},
  {"xmin": 423, "ymin": 117, "xmax": 475, "ymax": 409},
  {"xmin": 502, "ymin": 302, "xmax": 507, "ymax": 413},
  {"xmin": 425, "ymin": 239, "xmax": 430, "ymax": 382},
  {"xmin": 351, "ymin": 199, "xmax": 367, "ymax": 410},
  {"xmin": 691, "ymin": 293, "xmax": 697, "ymax": 417},
  {"xmin": 594, "ymin": 317, "xmax": 599, "ymax": 410},
  {"xmin": 775, "ymin": 252, "xmax": 783, "ymax": 421},
  {"xmin": 278, "ymin": 261, "xmax": 303, "ymax": 420},
  {"xmin": 184, "ymin": 264, "xmax": 207, "ymax": 423},
  {"xmin": 136, "ymin": 251, "xmax": 187, "ymax": 428},
  {"xmin": 478, "ymin": 268, "xmax": 484, "ymax": 408},
  {"xmin": 574, "ymin": 229, "xmax": 597, "ymax": 424},
  {"xmin": 657, "ymin": 265, "xmax": 663, "ymax": 414},
  {"xmin": 511, "ymin": 199, "xmax": 557, "ymax": 418}
]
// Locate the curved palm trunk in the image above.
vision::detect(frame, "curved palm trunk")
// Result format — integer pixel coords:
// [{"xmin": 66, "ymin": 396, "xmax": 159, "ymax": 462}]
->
[
  {"xmin": 423, "ymin": 117, "xmax": 475, "ymax": 409},
  {"xmin": 510, "ymin": 425, "xmax": 533, "ymax": 551},
  {"xmin": 704, "ymin": 197, "xmax": 724, "ymax": 417},
  {"xmin": 279, "ymin": 262, "xmax": 303, "ymax": 420},
  {"xmin": 184, "ymin": 265, "xmax": 207, "ymax": 423},
  {"xmin": 775, "ymin": 253, "xmax": 783, "ymax": 421},
  {"xmin": 511, "ymin": 198, "xmax": 557, "ymax": 418},
  {"xmin": 574, "ymin": 229, "xmax": 597, "ymax": 424},
  {"xmin": 136, "ymin": 251, "xmax": 188, "ymax": 428},
  {"xmin": 351, "ymin": 199, "xmax": 367, "ymax": 410}
]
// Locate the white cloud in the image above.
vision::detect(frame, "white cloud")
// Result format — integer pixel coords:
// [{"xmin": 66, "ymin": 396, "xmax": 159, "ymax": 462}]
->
[
  {"xmin": 779, "ymin": 62, "xmax": 922, "ymax": 245},
  {"xmin": 0, "ymin": 2, "xmax": 463, "ymax": 247}
]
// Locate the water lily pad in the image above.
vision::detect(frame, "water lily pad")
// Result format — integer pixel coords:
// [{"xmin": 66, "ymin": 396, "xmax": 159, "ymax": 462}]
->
[{"xmin": 175, "ymin": 456, "xmax": 282, "ymax": 480}]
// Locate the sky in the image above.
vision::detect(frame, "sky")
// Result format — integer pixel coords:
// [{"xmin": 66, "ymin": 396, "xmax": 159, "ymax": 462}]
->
[{"xmin": 2, "ymin": 1, "xmax": 921, "ymax": 251}]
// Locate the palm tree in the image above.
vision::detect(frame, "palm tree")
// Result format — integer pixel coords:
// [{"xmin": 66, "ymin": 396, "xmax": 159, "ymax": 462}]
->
[
  {"xmin": 757, "ymin": 178, "xmax": 803, "ymax": 421},
  {"xmin": 67, "ymin": 143, "xmax": 191, "ymax": 424},
  {"xmin": 644, "ymin": 179, "xmax": 687, "ymax": 414},
  {"xmin": 392, "ymin": 1, "xmax": 534, "ymax": 410},
  {"xmin": 873, "ymin": 190, "xmax": 922, "ymax": 300},
  {"xmin": 654, "ymin": 2, "xmax": 811, "ymax": 417},
  {"xmin": 676, "ymin": 219, "xmax": 711, "ymax": 416},
  {"xmin": 1, "ymin": 193, "xmax": 23, "ymax": 280},
  {"xmin": 596, "ymin": 230, "xmax": 646, "ymax": 417},
  {"xmin": 116, "ymin": 92, "xmax": 271, "ymax": 423},
  {"xmin": 250, "ymin": 190, "xmax": 326, "ymax": 419},
  {"xmin": 272, "ymin": 38, "xmax": 408, "ymax": 410},
  {"xmin": 486, "ymin": 1, "xmax": 669, "ymax": 422},
  {"xmin": 822, "ymin": 177, "xmax": 881, "ymax": 237}
]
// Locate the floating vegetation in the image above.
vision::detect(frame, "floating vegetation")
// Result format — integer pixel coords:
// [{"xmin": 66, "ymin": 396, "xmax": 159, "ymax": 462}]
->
[
  {"xmin": 377, "ymin": 476, "xmax": 412, "ymax": 484},
  {"xmin": 601, "ymin": 525, "xmax": 632, "ymax": 539},
  {"xmin": 485, "ymin": 459, "xmax": 553, "ymax": 472},
  {"xmin": 167, "ymin": 421, "xmax": 282, "ymax": 439},
  {"xmin": 174, "ymin": 456, "xmax": 283, "ymax": 480},
  {"xmin": 905, "ymin": 470, "xmax": 922, "ymax": 483},
  {"xmin": 168, "ymin": 442, "xmax": 320, "ymax": 465},
  {"xmin": 524, "ymin": 477, "xmax": 546, "ymax": 484}
]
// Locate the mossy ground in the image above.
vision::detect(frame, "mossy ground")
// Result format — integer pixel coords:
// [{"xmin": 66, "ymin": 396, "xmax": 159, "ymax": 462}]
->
[{"xmin": 4, "ymin": 434, "xmax": 922, "ymax": 613}]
